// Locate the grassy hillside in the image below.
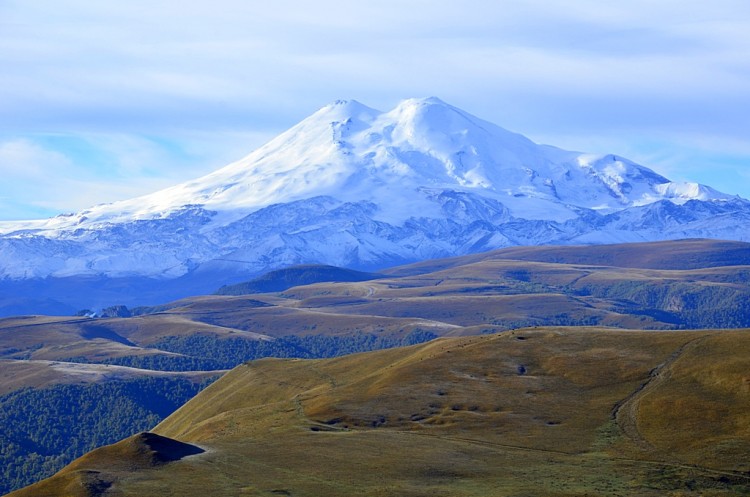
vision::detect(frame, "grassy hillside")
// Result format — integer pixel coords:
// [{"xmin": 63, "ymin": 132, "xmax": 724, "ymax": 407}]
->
[
  {"xmin": 0, "ymin": 374, "xmax": 216, "ymax": 494},
  {"xmin": 0, "ymin": 307, "xmax": 441, "ymax": 493},
  {"xmin": 4, "ymin": 239, "xmax": 750, "ymax": 493},
  {"xmin": 384, "ymin": 238, "xmax": 750, "ymax": 276},
  {"xmin": 12, "ymin": 327, "xmax": 750, "ymax": 496},
  {"xmin": 5, "ymin": 240, "xmax": 749, "ymax": 367}
]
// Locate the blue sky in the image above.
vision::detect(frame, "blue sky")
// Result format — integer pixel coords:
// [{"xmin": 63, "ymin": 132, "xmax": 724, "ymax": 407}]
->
[{"xmin": 1, "ymin": 0, "xmax": 749, "ymax": 220}]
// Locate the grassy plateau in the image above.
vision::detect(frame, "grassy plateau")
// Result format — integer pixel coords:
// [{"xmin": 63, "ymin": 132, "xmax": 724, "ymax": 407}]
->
[{"xmin": 10, "ymin": 327, "xmax": 750, "ymax": 497}]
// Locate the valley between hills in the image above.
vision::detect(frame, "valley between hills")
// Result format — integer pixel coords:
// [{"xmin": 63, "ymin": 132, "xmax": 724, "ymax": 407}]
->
[{"xmin": 3, "ymin": 239, "xmax": 750, "ymax": 496}]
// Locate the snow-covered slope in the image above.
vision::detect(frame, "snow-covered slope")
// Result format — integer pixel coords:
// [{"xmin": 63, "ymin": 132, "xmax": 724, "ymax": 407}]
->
[{"xmin": 0, "ymin": 97, "xmax": 747, "ymax": 311}]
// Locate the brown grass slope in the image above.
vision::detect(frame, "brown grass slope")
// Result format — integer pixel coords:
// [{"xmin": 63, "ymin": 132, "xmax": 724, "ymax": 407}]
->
[
  {"xmin": 138, "ymin": 240, "xmax": 750, "ymax": 335},
  {"xmin": 275, "ymin": 258, "xmax": 750, "ymax": 331},
  {"xmin": 384, "ymin": 239, "xmax": 750, "ymax": 276},
  {"xmin": 0, "ymin": 313, "xmax": 255, "ymax": 392},
  {"xmin": 4, "ymin": 239, "xmax": 750, "ymax": 377},
  {"xmin": 0, "ymin": 359, "xmax": 217, "ymax": 395},
  {"xmin": 12, "ymin": 327, "xmax": 750, "ymax": 497},
  {"xmin": 6, "ymin": 432, "xmax": 204, "ymax": 497},
  {"xmin": 0, "ymin": 312, "xmax": 273, "ymax": 362}
]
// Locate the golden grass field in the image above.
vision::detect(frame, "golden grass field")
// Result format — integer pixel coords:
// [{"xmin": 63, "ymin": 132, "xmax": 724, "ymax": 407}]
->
[
  {"xmin": 4, "ymin": 238, "xmax": 750, "ymax": 380},
  {"xmin": 4, "ymin": 239, "xmax": 750, "ymax": 495},
  {"xmin": 12, "ymin": 327, "xmax": 750, "ymax": 497}
]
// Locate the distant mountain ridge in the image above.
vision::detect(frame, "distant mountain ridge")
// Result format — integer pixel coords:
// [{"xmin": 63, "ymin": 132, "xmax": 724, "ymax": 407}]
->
[
  {"xmin": 215, "ymin": 265, "xmax": 383, "ymax": 295},
  {"xmin": 1, "ymin": 97, "xmax": 749, "ymax": 313}
]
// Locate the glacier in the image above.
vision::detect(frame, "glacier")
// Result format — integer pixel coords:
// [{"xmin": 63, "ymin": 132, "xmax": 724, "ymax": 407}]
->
[{"xmin": 0, "ymin": 97, "xmax": 748, "ymax": 314}]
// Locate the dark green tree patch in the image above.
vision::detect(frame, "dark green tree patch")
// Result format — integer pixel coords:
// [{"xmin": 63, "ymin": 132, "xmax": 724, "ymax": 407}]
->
[{"xmin": 0, "ymin": 377, "xmax": 213, "ymax": 494}]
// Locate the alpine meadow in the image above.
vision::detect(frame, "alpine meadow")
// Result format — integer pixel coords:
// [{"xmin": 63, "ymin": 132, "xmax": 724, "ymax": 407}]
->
[{"xmin": 2, "ymin": 25, "xmax": 750, "ymax": 494}]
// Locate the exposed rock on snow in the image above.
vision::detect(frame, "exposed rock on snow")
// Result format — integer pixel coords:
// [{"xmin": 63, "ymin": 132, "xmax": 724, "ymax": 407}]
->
[{"xmin": 0, "ymin": 97, "xmax": 747, "ymax": 290}]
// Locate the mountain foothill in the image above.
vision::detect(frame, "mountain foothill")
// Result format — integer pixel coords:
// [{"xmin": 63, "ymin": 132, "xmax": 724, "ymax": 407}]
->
[
  {"xmin": 0, "ymin": 97, "xmax": 749, "ymax": 315},
  {"xmin": 1, "ymin": 98, "xmax": 750, "ymax": 495}
]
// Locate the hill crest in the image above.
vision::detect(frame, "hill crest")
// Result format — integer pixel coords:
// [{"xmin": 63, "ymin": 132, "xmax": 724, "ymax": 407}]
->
[{"xmin": 12, "ymin": 328, "xmax": 750, "ymax": 496}]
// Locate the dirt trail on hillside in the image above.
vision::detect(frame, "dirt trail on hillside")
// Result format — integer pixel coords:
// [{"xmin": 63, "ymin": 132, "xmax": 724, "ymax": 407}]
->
[{"xmin": 613, "ymin": 336, "xmax": 707, "ymax": 453}]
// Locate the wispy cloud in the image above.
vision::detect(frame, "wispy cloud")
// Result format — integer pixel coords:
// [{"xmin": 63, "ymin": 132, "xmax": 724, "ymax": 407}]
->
[
  {"xmin": 0, "ymin": 131, "xmax": 273, "ymax": 219},
  {"xmin": 0, "ymin": 138, "xmax": 161, "ymax": 217},
  {"xmin": 1, "ymin": 0, "xmax": 749, "ymax": 218}
]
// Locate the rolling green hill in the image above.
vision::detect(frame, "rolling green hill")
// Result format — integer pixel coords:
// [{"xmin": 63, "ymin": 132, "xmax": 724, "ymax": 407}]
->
[{"xmin": 11, "ymin": 327, "xmax": 750, "ymax": 496}]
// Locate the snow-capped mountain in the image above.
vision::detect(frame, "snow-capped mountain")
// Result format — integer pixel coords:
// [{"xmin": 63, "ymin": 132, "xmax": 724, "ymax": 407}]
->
[{"xmin": 1, "ymin": 97, "xmax": 748, "ymax": 313}]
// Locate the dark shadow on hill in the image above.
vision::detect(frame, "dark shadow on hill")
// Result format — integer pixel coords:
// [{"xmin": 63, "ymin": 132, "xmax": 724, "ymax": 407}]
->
[
  {"xmin": 79, "ymin": 323, "xmax": 137, "ymax": 346},
  {"xmin": 215, "ymin": 264, "xmax": 385, "ymax": 295},
  {"xmin": 137, "ymin": 432, "xmax": 205, "ymax": 462}
]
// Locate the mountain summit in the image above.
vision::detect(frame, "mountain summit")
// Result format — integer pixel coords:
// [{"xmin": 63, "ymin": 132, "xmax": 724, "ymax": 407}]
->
[
  {"xmin": 0, "ymin": 96, "xmax": 735, "ymax": 233},
  {"xmin": 0, "ymin": 97, "xmax": 748, "ymax": 312}
]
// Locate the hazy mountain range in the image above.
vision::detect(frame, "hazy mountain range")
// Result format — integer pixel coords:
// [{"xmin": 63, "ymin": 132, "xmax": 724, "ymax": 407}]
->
[{"xmin": 1, "ymin": 97, "xmax": 749, "ymax": 315}]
